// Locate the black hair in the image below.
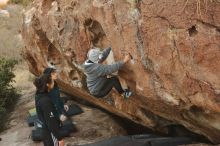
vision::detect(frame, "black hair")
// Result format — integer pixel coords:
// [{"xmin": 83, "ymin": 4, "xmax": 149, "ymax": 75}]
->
[
  {"xmin": 43, "ymin": 67, "xmax": 56, "ymax": 75},
  {"xmin": 33, "ymin": 74, "xmax": 53, "ymax": 93}
]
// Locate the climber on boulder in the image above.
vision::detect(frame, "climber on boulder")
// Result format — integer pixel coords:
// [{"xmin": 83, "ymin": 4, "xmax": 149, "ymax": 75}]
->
[{"xmin": 83, "ymin": 47, "xmax": 132, "ymax": 99}]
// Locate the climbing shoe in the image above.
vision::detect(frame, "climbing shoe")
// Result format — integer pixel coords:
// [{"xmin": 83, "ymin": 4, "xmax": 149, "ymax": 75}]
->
[{"xmin": 123, "ymin": 89, "xmax": 132, "ymax": 99}]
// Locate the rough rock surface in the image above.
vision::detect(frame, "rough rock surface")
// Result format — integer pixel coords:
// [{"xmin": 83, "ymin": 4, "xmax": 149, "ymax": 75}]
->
[{"xmin": 21, "ymin": 0, "xmax": 220, "ymax": 143}]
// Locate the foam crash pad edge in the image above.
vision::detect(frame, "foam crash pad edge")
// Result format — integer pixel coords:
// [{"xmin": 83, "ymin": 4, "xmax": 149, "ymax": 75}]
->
[
  {"xmin": 78, "ymin": 135, "xmax": 193, "ymax": 146},
  {"xmin": 65, "ymin": 104, "xmax": 83, "ymax": 117},
  {"xmin": 31, "ymin": 129, "xmax": 43, "ymax": 141},
  {"xmin": 31, "ymin": 120, "xmax": 77, "ymax": 142}
]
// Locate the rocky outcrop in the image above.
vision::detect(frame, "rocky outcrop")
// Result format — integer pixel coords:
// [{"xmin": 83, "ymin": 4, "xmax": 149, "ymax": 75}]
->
[{"xmin": 21, "ymin": 0, "xmax": 220, "ymax": 143}]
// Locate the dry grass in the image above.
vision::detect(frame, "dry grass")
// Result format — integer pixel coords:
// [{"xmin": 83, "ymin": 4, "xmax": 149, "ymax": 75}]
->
[
  {"xmin": 13, "ymin": 63, "xmax": 35, "ymax": 94},
  {"xmin": 0, "ymin": 4, "xmax": 24, "ymax": 61},
  {"xmin": 9, "ymin": 0, "xmax": 32, "ymax": 6}
]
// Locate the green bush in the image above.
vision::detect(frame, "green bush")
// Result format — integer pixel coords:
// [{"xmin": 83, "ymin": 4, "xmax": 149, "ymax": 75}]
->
[{"xmin": 0, "ymin": 58, "xmax": 19, "ymax": 131}]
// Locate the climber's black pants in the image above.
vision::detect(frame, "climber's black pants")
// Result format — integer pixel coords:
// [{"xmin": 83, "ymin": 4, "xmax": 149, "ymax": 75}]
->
[{"xmin": 93, "ymin": 76, "xmax": 124, "ymax": 98}]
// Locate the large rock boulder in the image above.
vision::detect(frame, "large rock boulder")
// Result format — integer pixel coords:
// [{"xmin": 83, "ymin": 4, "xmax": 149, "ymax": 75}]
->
[{"xmin": 21, "ymin": 0, "xmax": 220, "ymax": 143}]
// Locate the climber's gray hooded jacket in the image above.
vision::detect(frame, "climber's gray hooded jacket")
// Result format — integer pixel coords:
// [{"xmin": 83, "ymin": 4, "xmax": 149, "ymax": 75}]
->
[{"xmin": 83, "ymin": 47, "xmax": 124, "ymax": 95}]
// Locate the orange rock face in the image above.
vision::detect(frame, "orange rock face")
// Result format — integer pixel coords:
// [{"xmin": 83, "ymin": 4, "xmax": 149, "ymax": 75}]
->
[{"xmin": 21, "ymin": 0, "xmax": 220, "ymax": 143}]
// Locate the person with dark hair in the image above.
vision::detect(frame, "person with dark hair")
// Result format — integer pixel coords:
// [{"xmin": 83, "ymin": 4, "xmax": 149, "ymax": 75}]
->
[
  {"xmin": 34, "ymin": 74, "xmax": 66, "ymax": 146},
  {"xmin": 43, "ymin": 67, "xmax": 69, "ymax": 122},
  {"xmin": 83, "ymin": 47, "xmax": 132, "ymax": 99}
]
